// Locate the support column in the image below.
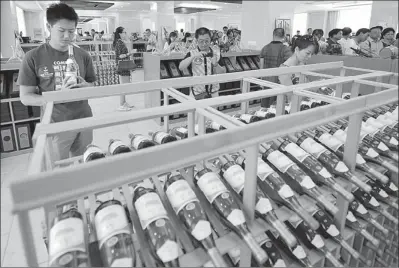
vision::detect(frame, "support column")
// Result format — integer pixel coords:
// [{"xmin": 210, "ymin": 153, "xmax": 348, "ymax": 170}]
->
[
  {"xmin": 241, "ymin": 1, "xmax": 302, "ymax": 50},
  {"xmin": 155, "ymin": 1, "xmax": 175, "ymax": 49},
  {"xmin": 369, "ymin": 1, "xmax": 398, "ymax": 29},
  {"xmin": 1, "ymin": 1, "xmax": 18, "ymax": 58}
]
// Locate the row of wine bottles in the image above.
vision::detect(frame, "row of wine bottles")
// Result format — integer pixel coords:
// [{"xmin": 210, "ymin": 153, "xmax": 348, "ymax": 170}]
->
[{"xmin": 49, "ymin": 101, "xmax": 398, "ymax": 267}]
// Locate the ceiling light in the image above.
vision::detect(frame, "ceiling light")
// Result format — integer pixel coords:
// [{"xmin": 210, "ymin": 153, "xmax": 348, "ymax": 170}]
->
[{"xmin": 178, "ymin": 2, "xmax": 220, "ymax": 9}]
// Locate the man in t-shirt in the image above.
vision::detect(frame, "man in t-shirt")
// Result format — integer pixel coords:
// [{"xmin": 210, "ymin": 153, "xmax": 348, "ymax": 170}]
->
[
  {"xmin": 326, "ymin": 28, "xmax": 343, "ymax": 55},
  {"xmin": 18, "ymin": 3, "xmax": 96, "ymax": 161},
  {"xmin": 259, "ymin": 28, "xmax": 292, "ymax": 108},
  {"xmin": 360, "ymin": 26, "xmax": 384, "ymax": 57},
  {"xmin": 145, "ymin": 29, "xmax": 157, "ymax": 52}
]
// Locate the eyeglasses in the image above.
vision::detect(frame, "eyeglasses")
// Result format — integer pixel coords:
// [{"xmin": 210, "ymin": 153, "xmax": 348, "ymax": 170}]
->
[{"xmin": 197, "ymin": 39, "xmax": 211, "ymax": 45}]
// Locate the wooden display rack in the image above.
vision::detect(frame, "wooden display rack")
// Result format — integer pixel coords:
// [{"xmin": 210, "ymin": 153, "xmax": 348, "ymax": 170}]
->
[{"xmin": 10, "ymin": 63, "xmax": 398, "ymax": 267}]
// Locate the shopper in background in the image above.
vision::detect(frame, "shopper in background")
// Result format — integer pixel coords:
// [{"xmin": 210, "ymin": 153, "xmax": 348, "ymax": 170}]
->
[
  {"xmin": 279, "ymin": 35, "xmax": 319, "ymax": 88},
  {"xmin": 394, "ymin": 33, "xmax": 399, "ymax": 48},
  {"xmin": 18, "ymin": 3, "xmax": 96, "ymax": 161},
  {"xmin": 179, "ymin": 27, "xmax": 221, "ymax": 100},
  {"xmin": 381, "ymin": 27, "xmax": 396, "ymax": 47},
  {"xmin": 179, "ymin": 28, "xmax": 185, "ymax": 39},
  {"xmin": 291, "ymin": 30, "xmax": 301, "ymax": 47},
  {"xmin": 222, "ymin": 26, "xmax": 229, "ymax": 44},
  {"xmin": 259, "ymin": 28, "xmax": 293, "ymax": 108},
  {"xmin": 113, "ymin": 26, "xmax": 134, "ymax": 111},
  {"xmin": 326, "ymin": 28, "xmax": 343, "ymax": 55},
  {"xmin": 351, "ymin": 28, "xmax": 370, "ymax": 55},
  {"xmin": 164, "ymin": 31, "xmax": 178, "ymax": 51},
  {"xmin": 360, "ymin": 26, "xmax": 384, "ymax": 57},
  {"xmin": 338, "ymin": 27, "xmax": 357, "ymax": 55},
  {"xmin": 312, "ymin": 29, "xmax": 327, "ymax": 54},
  {"xmin": 145, "ymin": 29, "xmax": 157, "ymax": 52},
  {"xmin": 307, "ymin": 28, "xmax": 313, "ymax": 35}
]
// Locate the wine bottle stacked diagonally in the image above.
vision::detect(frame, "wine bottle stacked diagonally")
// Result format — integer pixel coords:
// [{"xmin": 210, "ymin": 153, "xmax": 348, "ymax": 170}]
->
[
  {"xmin": 297, "ymin": 195, "xmax": 370, "ymax": 266},
  {"xmin": 321, "ymin": 123, "xmax": 391, "ymax": 184},
  {"xmin": 361, "ymin": 115, "xmax": 399, "ymax": 151},
  {"xmin": 169, "ymin": 126, "xmax": 189, "ymax": 140},
  {"xmin": 207, "ymin": 120, "xmax": 226, "ymax": 131},
  {"xmin": 108, "ymin": 139, "xmax": 131, "ymax": 155},
  {"xmin": 276, "ymin": 136, "xmax": 354, "ymax": 202},
  {"xmin": 216, "ymin": 154, "xmax": 297, "ymax": 249},
  {"xmin": 94, "ymin": 199, "xmax": 136, "ymax": 267},
  {"xmin": 163, "ymin": 171, "xmax": 227, "ymax": 267},
  {"xmin": 83, "ymin": 144, "xmax": 106, "ymax": 162},
  {"xmin": 129, "ymin": 134, "xmax": 157, "ymax": 150},
  {"xmin": 193, "ymin": 164, "xmax": 269, "ymax": 265},
  {"xmin": 133, "ymin": 186, "xmax": 180, "ymax": 267},
  {"xmin": 365, "ymin": 110, "xmax": 399, "ymax": 133},
  {"xmin": 48, "ymin": 206, "xmax": 89, "ymax": 267},
  {"xmin": 364, "ymin": 175, "xmax": 399, "ymax": 210},
  {"xmin": 260, "ymin": 142, "xmax": 339, "ymax": 217},
  {"xmin": 149, "ymin": 131, "xmax": 178, "ymax": 144},
  {"xmin": 254, "ymin": 232, "xmax": 287, "ymax": 267},
  {"xmin": 283, "ymin": 211, "xmax": 344, "ymax": 267}
]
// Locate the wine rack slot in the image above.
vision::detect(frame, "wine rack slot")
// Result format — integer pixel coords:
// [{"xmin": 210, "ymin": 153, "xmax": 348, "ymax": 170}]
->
[{"xmin": 11, "ymin": 63, "xmax": 398, "ymax": 267}]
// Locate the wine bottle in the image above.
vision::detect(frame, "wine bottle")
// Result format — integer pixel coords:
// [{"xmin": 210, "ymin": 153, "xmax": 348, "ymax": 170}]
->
[
  {"xmin": 344, "ymin": 211, "xmax": 380, "ymax": 247},
  {"xmin": 194, "ymin": 124, "xmax": 217, "ymax": 135},
  {"xmin": 129, "ymin": 134, "xmax": 156, "ymax": 150},
  {"xmin": 276, "ymin": 137, "xmax": 353, "ymax": 201},
  {"xmin": 258, "ymin": 107, "xmax": 277, "ymax": 118},
  {"xmin": 365, "ymin": 110, "xmax": 398, "ymax": 130},
  {"xmin": 323, "ymin": 123, "xmax": 390, "ymax": 184},
  {"xmin": 169, "ymin": 126, "xmax": 188, "ymax": 140},
  {"xmin": 249, "ymin": 109, "xmax": 274, "ymax": 120},
  {"xmin": 298, "ymin": 196, "xmax": 370, "ymax": 266},
  {"xmin": 366, "ymin": 240, "xmax": 398, "ymax": 259},
  {"xmin": 261, "ymin": 142, "xmax": 339, "ymax": 216},
  {"xmin": 374, "ymin": 177, "xmax": 398, "ymax": 197},
  {"xmin": 231, "ymin": 114, "xmax": 247, "ymax": 124},
  {"xmin": 254, "ymin": 232, "xmax": 286, "ymax": 267},
  {"xmin": 194, "ymin": 165, "xmax": 268, "ymax": 265},
  {"xmin": 299, "ymin": 98, "xmax": 312, "ymax": 111},
  {"xmin": 49, "ymin": 207, "xmax": 89, "ymax": 267},
  {"xmin": 236, "ymin": 154, "xmax": 320, "ymax": 232},
  {"xmin": 357, "ymin": 140, "xmax": 399, "ymax": 174},
  {"xmin": 163, "ymin": 172, "xmax": 226, "ymax": 267},
  {"xmin": 133, "ymin": 186, "xmax": 180, "ymax": 266},
  {"xmin": 234, "ymin": 114, "xmax": 262, "ymax": 124},
  {"xmin": 363, "ymin": 111, "xmax": 399, "ymax": 134},
  {"xmin": 149, "ymin": 131, "xmax": 178, "ymax": 144},
  {"xmin": 207, "ymin": 120, "xmax": 226, "ymax": 131},
  {"xmin": 366, "ymin": 179, "xmax": 398, "ymax": 210},
  {"xmin": 108, "ymin": 139, "xmax": 131, "ymax": 155},
  {"xmin": 218, "ymin": 155, "xmax": 297, "ymax": 249},
  {"xmin": 94, "ymin": 200, "xmax": 136, "ymax": 267},
  {"xmin": 284, "ymin": 212, "xmax": 344, "ymax": 267},
  {"xmin": 265, "ymin": 229, "xmax": 312, "ymax": 267},
  {"xmin": 362, "ymin": 114, "xmax": 398, "ymax": 151},
  {"xmin": 301, "ymin": 129, "xmax": 372, "ymax": 193},
  {"xmin": 83, "ymin": 144, "xmax": 106, "ymax": 162}
]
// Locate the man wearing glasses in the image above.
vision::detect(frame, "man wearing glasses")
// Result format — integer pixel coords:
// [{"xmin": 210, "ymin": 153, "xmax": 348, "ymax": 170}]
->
[
  {"xmin": 179, "ymin": 27, "xmax": 221, "ymax": 100},
  {"xmin": 18, "ymin": 3, "xmax": 96, "ymax": 161}
]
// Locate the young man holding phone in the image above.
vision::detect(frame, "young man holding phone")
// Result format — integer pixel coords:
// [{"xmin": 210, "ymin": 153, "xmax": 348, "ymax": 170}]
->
[{"xmin": 18, "ymin": 3, "xmax": 96, "ymax": 161}]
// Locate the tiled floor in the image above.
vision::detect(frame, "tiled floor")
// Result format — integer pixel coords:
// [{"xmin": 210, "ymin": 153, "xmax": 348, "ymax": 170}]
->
[{"xmin": 0, "ymin": 70, "xmax": 166, "ymax": 266}]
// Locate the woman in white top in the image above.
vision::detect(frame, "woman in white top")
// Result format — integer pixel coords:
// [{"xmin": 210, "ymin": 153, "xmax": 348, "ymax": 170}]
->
[
  {"xmin": 163, "ymin": 32, "xmax": 178, "ymax": 51},
  {"xmin": 338, "ymin": 27, "xmax": 357, "ymax": 55}
]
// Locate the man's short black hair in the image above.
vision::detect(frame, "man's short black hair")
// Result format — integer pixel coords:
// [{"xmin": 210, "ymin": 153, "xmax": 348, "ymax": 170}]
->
[
  {"xmin": 91, "ymin": 29, "xmax": 95, "ymax": 32},
  {"xmin": 342, "ymin": 27, "xmax": 352, "ymax": 36},
  {"xmin": 370, "ymin": 26, "xmax": 383, "ymax": 31},
  {"xmin": 46, "ymin": 3, "xmax": 79, "ymax": 26},
  {"xmin": 146, "ymin": 29, "xmax": 151, "ymax": 32},
  {"xmin": 307, "ymin": 28, "xmax": 312, "ymax": 31},
  {"xmin": 273, "ymin": 28, "xmax": 285, "ymax": 38},
  {"xmin": 195, "ymin": 27, "xmax": 211, "ymax": 39},
  {"xmin": 356, "ymin": 28, "xmax": 370, "ymax": 36},
  {"xmin": 312, "ymin": 29, "xmax": 324, "ymax": 36},
  {"xmin": 100, "ymin": 30, "xmax": 104, "ymax": 34},
  {"xmin": 223, "ymin": 26, "xmax": 228, "ymax": 30},
  {"xmin": 328, "ymin": 28, "xmax": 342, "ymax": 38}
]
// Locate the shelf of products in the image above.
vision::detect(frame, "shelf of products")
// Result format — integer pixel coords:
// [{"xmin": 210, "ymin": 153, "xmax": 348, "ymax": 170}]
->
[
  {"xmin": 11, "ymin": 64, "xmax": 398, "ymax": 267},
  {"xmin": 0, "ymin": 63, "xmax": 40, "ymax": 157},
  {"xmin": 143, "ymin": 50, "xmax": 263, "ymax": 124}
]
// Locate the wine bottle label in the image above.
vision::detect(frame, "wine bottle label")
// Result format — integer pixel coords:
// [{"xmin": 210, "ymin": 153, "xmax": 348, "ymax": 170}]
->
[
  {"xmin": 285, "ymin": 143, "xmax": 310, "ymax": 162},
  {"xmin": 301, "ymin": 100, "xmax": 312, "ymax": 107},
  {"xmin": 366, "ymin": 117, "xmax": 385, "ymax": 129},
  {"xmin": 111, "ymin": 258, "xmax": 133, "ymax": 267},
  {"xmin": 326, "ymin": 224, "xmax": 340, "ymax": 237},
  {"xmin": 377, "ymin": 141, "xmax": 389, "ymax": 151},
  {"xmin": 254, "ymin": 110, "xmax": 268, "ymax": 118},
  {"xmin": 356, "ymin": 154, "xmax": 366, "ymax": 165},
  {"xmin": 277, "ymin": 184, "xmax": 294, "ymax": 198},
  {"xmin": 226, "ymin": 209, "xmax": 246, "ymax": 226},
  {"xmin": 378, "ymin": 189, "xmax": 388, "ymax": 198},
  {"xmin": 156, "ymin": 239, "xmax": 179, "ymax": 262},
  {"xmin": 366, "ymin": 148, "xmax": 379, "ymax": 158},
  {"xmin": 356, "ymin": 203, "xmax": 367, "ymax": 214},
  {"xmin": 266, "ymin": 151, "xmax": 294, "ymax": 173},
  {"xmin": 165, "ymin": 180, "xmax": 198, "ymax": 214},
  {"xmin": 94, "ymin": 205, "xmax": 130, "ymax": 248},
  {"xmin": 194, "ymin": 125, "xmax": 199, "ymax": 134},
  {"xmin": 268, "ymin": 107, "xmax": 276, "ymax": 114},
  {"xmin": 299, "ymin": 176, "xmax": 316, "ymax": 190},
  {"xmin": 240, "ymin": 114, "xmax": 253, "ymax": 123},
  {"xmin": 177, "ymin": 127, "xmax": 188, "ymax": 134},
  {"xmin": 257, "ymin": 158, "xmax": 275, "ymax": 181},
  {"xmin": 49, "ymin": 218, "xmax": 85, "ymax": 263},
  {"xmin": 210, "ymin": 122, "xmax": 222, "ymax": 130},
  {"xmin": 109, "ymin": 140, "xmax": 126, "ymax": 154},
  {"xmin": 318, "ymin": 167, "xmax": 332, "ymax": 178},
  {"xmin": 197, "ymin": 172, "xmax": 229, "ymax": 203},
  {"xmin": 332, "ymin": 129, "xmax": 347, "ymax": 141},
  {"xmin": 227, "ymin": 246, "xmax": 241, "ymax": 265},
  {"xmin": 288, "ymin": 213, "xmax": 304, "ymax": 228},
  {"xmin": 134, "ymin": 193, "xmax": 168, "ymax": 229},
  {"xmin": 369, "ymin": 196, "xmax": 379, "ymax": 207},
  {"xmin": 223, "ymin": 164, "xmax": 245, "ymax": 194},
  {"xmin": 389, "ymin": 183, "xmax": 398, "ymax": 191},
  {"xmin": 311, "ymin": 234, "xmax": 325, "ymax": 249},
  {"xmin": 154, "ymin": 132, "xmax": 170, "ymax": 144},
  {"xmin": 361, "ymin": 122, "xmax": 379, "ymax": 136},
  {"xmin": 334, "ymin": 161, "xmax": 349, "ymax": 173},
  {"xmin": 255, "ymin": 197, "xmax": 273, "ymax": 214},
  {"xmin": 299, "ymin": 137, "xmax": 328, "ymax": 158},
  {"xmin": 132, "ymin": 135, "xmax": 150, "ymax": 149},
  {"xmin": 390, "ymin": 137, "xmax": 398, "ymax": 146},
  {"xmin": 318, "ymin": 133, "xmax": 343, "ymax": 152},
  {"xmin": 83, "ymin": 146, "xmax": 103, "ymax": 161},
  {"xmin": 292, "ymin": 246, "xmax": 306, "ymax": 259},
  {"xmin": 346, "ymin": 211, "xmax": 357, "ymax": 222},
  {"xmin": 203, "ymin": 260, "xmax": 215, "ymax": 267},
  {"xmin": 191, "ymin": 220, "xmax": 212, "ymax": 241}
]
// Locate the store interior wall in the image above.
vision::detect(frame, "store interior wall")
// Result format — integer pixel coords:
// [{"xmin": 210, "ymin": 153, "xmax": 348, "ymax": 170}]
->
[
  {"xmin": 307, "ymin": 11, "xmax": 327, "ymax": 34},
  {"xmin": 370, "ymin": 0, "xmax": 398, "ymax": 28}
]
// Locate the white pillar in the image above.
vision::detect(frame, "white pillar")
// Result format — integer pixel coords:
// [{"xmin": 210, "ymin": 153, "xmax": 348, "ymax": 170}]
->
[
  {"xmin": 1, "ymin": 1, "xmax": 18, "ymax": 58},
  {"xmin": 369, "ymin": 1, "xmax": 398, "ymax": 29},
  {"xmin": 241, "ymin": 1, "xmax": 302, "ymax": 50},
  {"xmin": 154, "ymin": 1, "xmax": 175, "ymax": 49}
]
